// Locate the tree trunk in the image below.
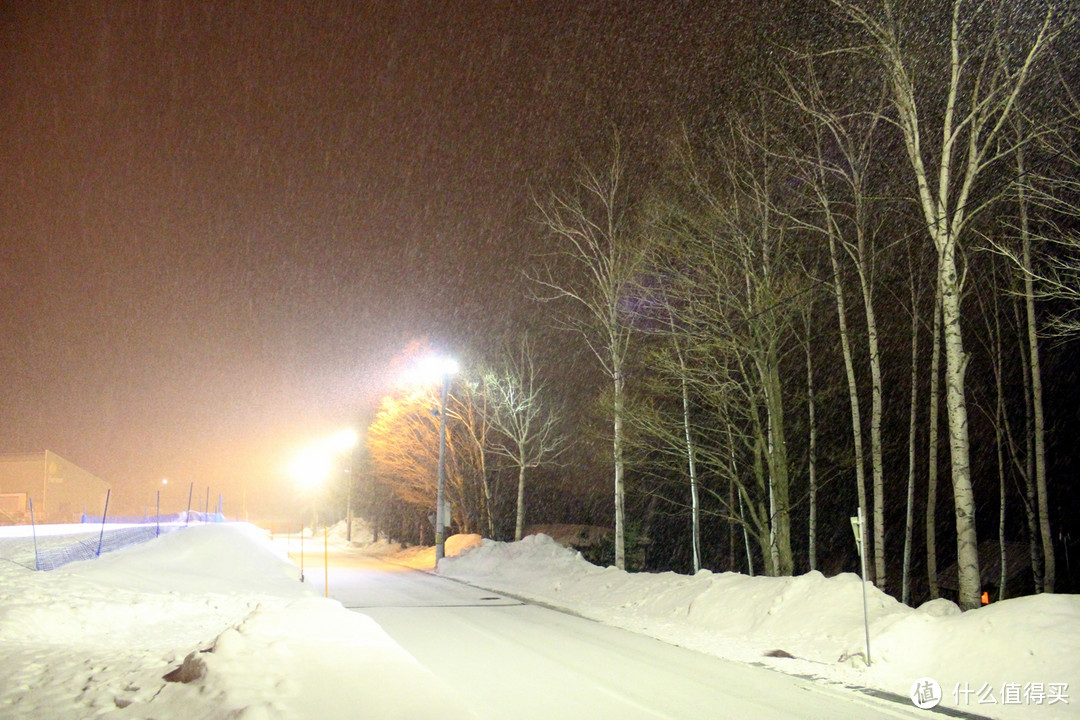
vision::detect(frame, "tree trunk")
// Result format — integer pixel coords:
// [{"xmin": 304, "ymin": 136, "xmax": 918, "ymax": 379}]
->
[
  {"xmin": 679, "ymin": 353, "xmax": 702, "ymax": 573},
  {"xmin": 902, "ymin": 271, "xmax": 919, "ymax": 605},
  {"xmin": 996, "ymin": 351, "xmax": 1008, "ymax": 602},
  {"xmin": 927, "ymin": 278, "xmax": 943, "ymax": 599},
  {"xmin": 857, "ymin": 266, "xmax": 886, "ymax": 591},
  {"xmin": 940, "ymin": 238, "xmax": 981, "ymax": 610},
  {"xmin": 737, "ymin": 487, "xmax": 755, "ymax": 576},
  {"xmin": 805, "ymin": 309, "xmax": 818, "ymax": 573},
  {"xmin": 1014, "ymin": 295, "xmax": 1044, "ymax": 591},
  {"xmin": 828, "ymin": 233, "xmax": 871, "ymax": 583},
  {"xmin": 765, "ymin": 351, "xmax": 793, "ymax": 576},
  {"xmin": 1019, "ymin": 155, "xmax": 1055, "ymax": 592},
  {"xmin": 515, "ymin": 463, "xmax": 527, "ymax": 541},
  {"xmin": 613, "ymin": 366, "xmax": 627, "ymax": 571}
]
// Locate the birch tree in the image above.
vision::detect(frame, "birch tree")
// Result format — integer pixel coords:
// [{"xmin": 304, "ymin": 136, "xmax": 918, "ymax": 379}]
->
[
  {"xmin": 531, "ymin": 141, "xmax": 644, "ymax": 570},
  {"xmin": 482, "ymin": 338, "xmax": 567, "ymax": 541},
  {"xmin": 992, "ymin": 123, "xmax": 1080, "ymax": 591},
  {"xmin": 655, "ymin": 117, "xmax": 802, "ymax": 576},
  {"xmin": 783, "ymin": 61, "xmax": 890, "ymax": 587},
  {"xmin": 830, "ymin": 0, "xmax": 1066, "ymax": 608}
]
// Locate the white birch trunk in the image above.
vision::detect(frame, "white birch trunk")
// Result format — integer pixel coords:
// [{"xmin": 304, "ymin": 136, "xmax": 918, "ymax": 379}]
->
[
  {"xmin": 613, "ymin": 364, "xmax": 626, "ymax": 571},
  {"xmin": 515, "ymin": 462, "xmax": 527, "ymax": 542},
  {"xmin": 858, "ymin": 266, "xmax": 886, "ymax": 590},
  {"xmin": 940, "ymin": 240, "xmax": 980, "ymax": 610},
  {"xmin": 805, "ymin": 310, "xmax": 818, "ymax": 573},
  {"xmin": 902, "ymin": 273, "xmax": 919, "ymax": 606},
  {"xmin": 1019, "ymin": 158, "xmax": 1055, "ymax": 592},
  {"xmin": 927, "ymin": 279, "xmax": 943, "ymax": 599},
  {"xmin": 828, "ymin": 232, "xmax": 871, "ymax": 583},
  {"xmin": 679, "ymin": 354, "xmax": 701, "ymax": 573}
]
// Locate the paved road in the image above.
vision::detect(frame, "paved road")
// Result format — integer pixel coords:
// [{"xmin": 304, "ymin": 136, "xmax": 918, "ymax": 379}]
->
[{"xmin": 301, "ymin": 549, "xmax": 941, "ymax": 720}]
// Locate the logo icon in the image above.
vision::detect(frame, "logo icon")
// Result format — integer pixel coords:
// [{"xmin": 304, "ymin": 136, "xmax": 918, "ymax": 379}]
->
[{"xmin": 910, "ymin": 677, "xmax": 942, "ymax": 709}]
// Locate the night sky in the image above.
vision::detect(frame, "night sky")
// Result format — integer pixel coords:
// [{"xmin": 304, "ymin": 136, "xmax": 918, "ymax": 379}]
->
[{"xmin": 0, "ymin": 1, "xmax": 784, "ymax": 517}]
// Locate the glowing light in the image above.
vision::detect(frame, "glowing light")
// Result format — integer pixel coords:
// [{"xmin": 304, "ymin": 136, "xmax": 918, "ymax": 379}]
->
[
  {"xmin": 288, "ymin": 446, "xmax": 335, "ymax": 491},
  {"xmin": 401, "ymin": 356, "xmax": 459, "ymax": 387},
  {"xmin": 287, "ymin": 428, "xmax": 359, "ymax": 491},
  {"xmin": 329, "ymin": 428, "xmax": 359, "ymax": 452}
]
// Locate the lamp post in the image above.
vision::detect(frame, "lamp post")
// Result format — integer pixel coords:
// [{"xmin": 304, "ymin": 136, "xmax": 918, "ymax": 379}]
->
[
  {"xmin": 433, "ymin": 358, "xmax": 458, "ymax": 563},
  {"xmin": 328, "ymin": 429, "xmax": 359, "ymax": 541}
]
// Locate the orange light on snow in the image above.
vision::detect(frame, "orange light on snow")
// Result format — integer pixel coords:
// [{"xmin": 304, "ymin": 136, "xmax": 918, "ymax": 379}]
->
[{"xmin": 981, "ymin": 591, "xmax": 990, "ymax": 605}]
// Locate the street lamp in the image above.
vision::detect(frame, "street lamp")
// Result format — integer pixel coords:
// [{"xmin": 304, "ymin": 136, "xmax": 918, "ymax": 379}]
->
[
  {"xmin": 432, "ymin": 357, "xmax": 458, "ymax": 562},
  {"xmin": 288, "ymin": 429, "xmax": 358, "ymax": 526},
  {"xmin": 328, "ymin": 429, "xmax": 360, "ymax": 541}
]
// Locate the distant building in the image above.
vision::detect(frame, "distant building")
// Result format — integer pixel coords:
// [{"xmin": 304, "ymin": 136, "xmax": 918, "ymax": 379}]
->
[{"xmin": 0, "ymin": 451, "xmax": 109, "ymax": 524}]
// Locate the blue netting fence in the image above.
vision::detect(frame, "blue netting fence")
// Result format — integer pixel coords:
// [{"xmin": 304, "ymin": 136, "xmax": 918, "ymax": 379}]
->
[
  {"xmin": 0, "ymin": 514, "xmax": 226, "ymax": 572},
  {"xmin": 81, "ymin": 512, "xmax": 226, "ymax": 524},
  {"xmin": 33, "ymin": 525, "xmax": 180, "ymax": 571}
]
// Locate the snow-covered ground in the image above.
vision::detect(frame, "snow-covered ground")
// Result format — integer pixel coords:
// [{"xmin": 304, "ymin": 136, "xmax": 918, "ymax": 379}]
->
[
  {"xmin": 1, "ymin": 521, "xmax": 1076, "ymax": 719},
  {"xmin": 436, "ymin": 534, "xmax": 1080, "ymax": 720},
  {"xmin": 0, "ymin": 523, "xmax": 474, "ymax": 719}
]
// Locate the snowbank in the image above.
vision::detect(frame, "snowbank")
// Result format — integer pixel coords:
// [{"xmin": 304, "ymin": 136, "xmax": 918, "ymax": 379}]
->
[
  {"xmin": 439, "ymin": 533, "xmax": 1080, "ymax": 720},
  {"xmin": 0, "ymin": 523, "xmax": 473, "ymax": 719}
]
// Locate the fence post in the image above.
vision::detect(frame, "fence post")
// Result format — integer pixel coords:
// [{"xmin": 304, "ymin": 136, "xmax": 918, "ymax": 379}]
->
[
  {"xmin": 186, "ymin": 483, "xmax": 193, "ymax": 526},
  {"xmin": 29, "ymin": 497, "xmax": 39, "ymax": 571},
  {"xmin": 96, "ymin": 489, "xmax": 111, "ymax": 557}
]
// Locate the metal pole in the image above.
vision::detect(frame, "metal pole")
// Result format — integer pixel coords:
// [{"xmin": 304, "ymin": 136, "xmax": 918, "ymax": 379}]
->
[
  {"xmin": 324, "ymin": 525, "xmax": 329, "ymax": 598},
  {"xmin": 435, "ymin": 370, "xmax": 450, "ymax": 563},
  {"xmin": 345, "ymin": 461, "xmax": 353, "ymax": 542},
  {"xmin": 96, "ymin": 489, "xmax": 111, "ymax": 557},
  {"xmin": 156, "ymin": 490, "xmax": 160, "ymax": 537},
  {"xmin": 186, "ymin": 483, "xmax": 193, "ymax": 525},
  {"xmin": 29, "ymin": 497, "xmax": 39, "ymax": 571}
]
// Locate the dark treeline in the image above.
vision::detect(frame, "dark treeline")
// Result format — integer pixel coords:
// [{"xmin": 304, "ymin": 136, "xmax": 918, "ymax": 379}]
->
[{"xmin": 351, "ymin": 0, "xmax": 1079, "ymax": 610}]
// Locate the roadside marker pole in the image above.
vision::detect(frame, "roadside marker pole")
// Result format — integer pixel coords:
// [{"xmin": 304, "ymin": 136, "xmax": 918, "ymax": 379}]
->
[
  {"xmin": 29, "ymin": 498, "xmax": 39, "ymax": 571},
  {"xmin": 324, "ymin": 525, "xmax": 329, "ymax": 598},
  {"xmin": 850, "ymin": 508, "xmax": 872, "ymax": 666}
]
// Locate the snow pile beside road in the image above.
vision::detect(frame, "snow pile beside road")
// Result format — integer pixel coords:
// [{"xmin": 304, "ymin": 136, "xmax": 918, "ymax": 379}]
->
[
  {"xmin": 384, "ymin": 532, "xmax": 484, "ymax": 569},
  {"xmin": 439, "ymin": 533, "xmax": 1080, "ymax": 720},
  {"xmin": 0, "ymin": 523, "xmax": 473, "ymax": 720}
]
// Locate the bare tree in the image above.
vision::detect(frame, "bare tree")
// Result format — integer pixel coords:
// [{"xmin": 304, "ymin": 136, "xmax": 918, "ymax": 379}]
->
[
  {"xmin": 654, "ymin": 116, "xmax": 803, "ymax": 576},
  {"xmin": 482, "ymin": 337, "xmax": 567, "ymax": 541},
  {"xmin": 531, "ymin": 139, "xmax": 644, "ymax": 570},
  {"xmin": 988, "ymin": 139, "xmax": 1061, "ymax": 592},
  {"xmin": 782, "ymin": 60, "xmax": 890, "ymax": 588},
  {"xmin": 830, "ymin": 0, "xmax": 1066, "ymax": 609}
]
